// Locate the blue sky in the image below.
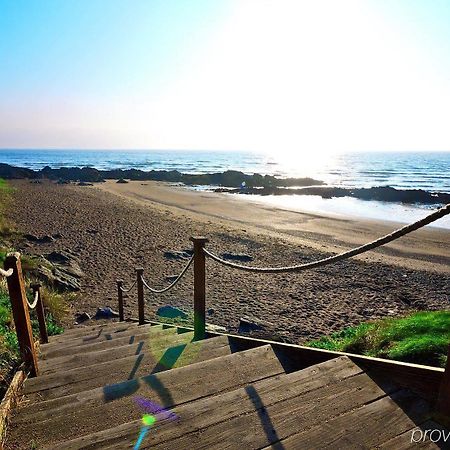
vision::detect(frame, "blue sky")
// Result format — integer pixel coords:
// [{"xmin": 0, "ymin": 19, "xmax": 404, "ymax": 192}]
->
[{"xmin": 1, "ymin": 0, "xmax": 450, "ymax": 153}]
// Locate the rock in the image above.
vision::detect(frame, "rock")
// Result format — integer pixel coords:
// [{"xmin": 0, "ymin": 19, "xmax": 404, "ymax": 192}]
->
[
  {"xmin": 77, "ymin": 182, "xmax": 94, "ymax": 186},
  {"xmin": 165, "ymin": 275, "xmax": 178, "ymax": 282},
  {"xmin": 35, "ymin": 250, "xmax": 84, "ymax": 292},
  {"xmin": 24, "ymin": 234, "xmax": 55, "ymax": 244},
  {"xmin": 57, "ymin": 179, "xmax": 71, "ymax": 185},
  {"xmin": 163, "ymin": 250, "xmax": 192, "ymax": 260},
  {"xmin": 29, "ymin": 180, "xmax": 42, "ymax": 184},
  {"xmin": 94, "ymin": 307, "xmax": 120, "ymax": 319},
  {"xmin": 238, "ymin": 316, "xmax": 272, "ymax": 333},
  {"xmin": 87, "ymin": 229, "xmax": 99, "ymax": 234},
  {"xmin": 75, "ymin": 312, "xmax": 91, "ymax": 323},
  {"xmin": 156, "ymin": 305, "xmax": 188, "ymax": 319},
  {"xmin": 52, "ymin": 233, "xmax": 63, "ymax": 239},
  {"xmin": 207, "ymin": 308, "xmax": 215, "ymax": 316},
  {"xmin": 221, "ymin": 252, "xmax": 253, "ymax": 262},
  {"xmin": 206, "ymin": 323, "xmax": 227, "ymax": 333},
  {"xmin": 117, "ymin": 178, "xmax": 129, "ymax": 184}
]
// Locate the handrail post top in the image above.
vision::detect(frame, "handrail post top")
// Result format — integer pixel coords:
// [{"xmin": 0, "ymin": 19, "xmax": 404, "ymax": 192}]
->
[
  {"xmin": 135, "ymin": 267, "xmax": 144, "ymax": 273},
  {"xmin": 190, "ymin": 236, "xmax": 209, "ymax": 244},
  {"xmin": 30, "ymin": 283, "xmax": 42, "ymax": 290},
  {"xmin": 117, "ymin": 279, "xmax": 124, "ymax": 284},
  {"xmin": 5, "ymin": 252, "xmax": 21, "ymax": 263}
]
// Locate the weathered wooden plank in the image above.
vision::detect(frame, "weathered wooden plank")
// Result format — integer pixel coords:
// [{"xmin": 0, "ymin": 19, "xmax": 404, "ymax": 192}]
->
[
  {"xmin": 263, "ymin": 390, "xmax": 432, "ymax": 449},
  {"xmin": 43, "ymin": 323, "xmax": 154, "ymax": 350},
  {"xmin": 24, "ymin": 336, "xmax": 231, "ymax": 400},
  {"xmin": 137, "ymin": 370, "xmax": 398, "ymax": 449},
  {"xmin": 39, "ymin": 330, "xmax": 193, "ymax": 376},
  {"xmin": 8, "ymin": 345, "xmax": 285, "ymax": 449},
  {"xmin": 40, "ymin": 326, "xmax": 180, "ymax": 359},
  {"xmin": 56, "ymin": 356, "xmax": 365, "ymax": 449},
  {"xmin": 378, "ymin": 420, "xmax": 449, "ymax": 449}
]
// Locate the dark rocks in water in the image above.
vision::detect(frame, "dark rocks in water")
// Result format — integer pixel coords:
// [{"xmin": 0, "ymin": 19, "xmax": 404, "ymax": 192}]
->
[
  {"xmin": 116, "ymin": 178, "xmax": 129, "ymax": 184},
  {"xmin": 0, "ymin": 163, "xmax": 36, "ymax": 179},
  {"xmin": 24, "ymin": 234, "xmax": 55, "ymax": 244},
  {"xmin": 215, "ymin": 185, "xmax": 450, "ymax": 205},
  {"xmin": 220, "ymin": 252, "xmax": 253, "ymax": 262},
  {"xmin": 156, "ymin": 305, "xmax": 188, "ymax": 319},
  {"xmin": 238, "ymin": 316, "xmax": 269, "ymax": 333},
  {"xmin": 75, "ymin": 312, "xmax": 91, "ymax": 324},
  {"xmin": 94, "ymin": 307, "xmax": 120, "ymax": 319},
  {"xmin": 164, "ymin": 250, "xmax": 192, "ymax": 260},
  {"xmin": 0, "ymin": 163, "xmax": 324, "ymax": 189}
]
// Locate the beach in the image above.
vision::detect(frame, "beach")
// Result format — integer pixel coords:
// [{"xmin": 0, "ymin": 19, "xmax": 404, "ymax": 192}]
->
[{"xmin": 8, "ymin": 179, "xmax": 450, "ymax": 343}]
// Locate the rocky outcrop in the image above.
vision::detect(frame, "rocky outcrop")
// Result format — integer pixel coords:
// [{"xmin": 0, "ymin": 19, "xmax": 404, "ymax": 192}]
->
[
  {"xmin": 0, "ymin": 163, "xmax": 324, "ymax": 188},
  {"xmin": 216, "ymin": 185, "xmax": 450, "ymax": 205},
  {"xmin": 34, "ymin": 250, "xmax": 84, "ymax": 291}
]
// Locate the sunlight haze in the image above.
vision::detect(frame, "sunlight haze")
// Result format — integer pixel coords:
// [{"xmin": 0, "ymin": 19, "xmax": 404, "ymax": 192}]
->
[{"xmin": 1, "ymin": 0, "xmax": 450, "ymax": 155}]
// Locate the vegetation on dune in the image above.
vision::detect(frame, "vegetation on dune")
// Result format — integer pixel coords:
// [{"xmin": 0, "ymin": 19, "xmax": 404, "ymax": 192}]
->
[
  {"xmin": 0, "ymin": 178, "xmax": 70, "ymax": 395},
  {"xmin": 307, "ymin": 311, "xmax": 450, "ymax": 368}
]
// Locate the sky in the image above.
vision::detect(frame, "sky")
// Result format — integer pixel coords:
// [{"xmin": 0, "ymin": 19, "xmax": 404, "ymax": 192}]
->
[{"xmin": 1, "ymin": 0, "xmax": 450, "ymax": 154}]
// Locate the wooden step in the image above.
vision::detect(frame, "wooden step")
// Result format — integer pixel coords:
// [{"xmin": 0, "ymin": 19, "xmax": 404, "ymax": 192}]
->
[
  {"xmin": 40, "ymin": 325, "xmax": 180, "ymax": 360},
  {"xmin": 40, "ymin": 330, "xmax": 193, "ymax": 375},
  {"xmin": 55, "ymin": 356, "xmax": 362, "ymax": 449},
  {"xmin": 44, "ymin": 322, "xmax": 151, "ymax": 349},
  {"xmin": 24, "ymin": 335, "xmax": 232, "ymax": 401},
  {"xmin": 8, "ymin": 345, "xmax": 284, "ymax": 449},
  {"xmin": 47, "ymin": 320, "xmax": 140, "ymax": 341}
]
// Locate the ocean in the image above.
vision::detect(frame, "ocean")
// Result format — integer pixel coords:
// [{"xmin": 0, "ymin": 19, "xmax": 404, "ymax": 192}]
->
[{"xmin": 1, "ymin": 149, "xmax": 449, "ymax": 228}]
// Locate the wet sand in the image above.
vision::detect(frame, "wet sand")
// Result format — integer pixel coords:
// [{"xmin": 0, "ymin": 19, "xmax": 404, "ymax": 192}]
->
[{"xmin": 8, "ymin": 179, "xmax": 450, "ymax": 344}]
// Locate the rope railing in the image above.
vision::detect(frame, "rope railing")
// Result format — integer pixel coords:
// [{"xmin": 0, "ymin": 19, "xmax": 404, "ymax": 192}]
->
[
  {"xmin": 140, "ymin": 255, "xmax": 194, "ymax": 294},
  {"xmin": 0, "ymin": 268, "xmax": 13, "ymax": 278},
  {"xmin": 203, "ymin": 203, "xmax": 450, "ymax": 273},
  {"xmin": 119, "ymin": 279, "xmax": 137, "ymax": 293},
  {"xmin": 26, "ymin": 290, "xmax": 39, "ymax": 310}
]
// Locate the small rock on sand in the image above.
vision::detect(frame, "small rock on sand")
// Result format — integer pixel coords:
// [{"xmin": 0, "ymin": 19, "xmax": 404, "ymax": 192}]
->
[
  {"xmin": 221, "ymin": 252, "xmax": 253, "ymax": 262},
  {"xmin": 94, "ymin": 307, "xmax": 120, "ymax": 319},
  {"xmin": 156, "ymin": 305, "xmax": 188, "ymax": 319}
]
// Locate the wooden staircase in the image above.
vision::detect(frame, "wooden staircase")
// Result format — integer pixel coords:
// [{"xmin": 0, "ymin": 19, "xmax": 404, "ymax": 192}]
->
[{"xmin": 5, "ymin": 321, "xmax": 449, "ymax": 449}]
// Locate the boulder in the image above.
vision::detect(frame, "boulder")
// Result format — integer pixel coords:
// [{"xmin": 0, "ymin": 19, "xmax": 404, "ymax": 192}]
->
[
  {"xmin": 75, "ymin": 312, "xmax": 91, "ymax": 324},
  {"xmin": 156, "ymin": 305, "xmax": 188, "ymax": 319},
  {"xmin": 163, "ymin": 250, "xmax": 192, "ymax": 260},
  {"xmin": 94, "ymin": 307, "xmax": 120, "ymax": 319},
  {"xmin": 221, "ymin": 252, "xmax": 253, "ymax": 262},
  {"xmin": 24, "ymin": 234, "xmax": 55, "ymax": 244},
  {"xmin": 238, "ymin": 316, "xmax": 272, "ymax": 333},
  {"xmin": 116, "ymin": 178, "xmax": 129, "ymax": 184}
]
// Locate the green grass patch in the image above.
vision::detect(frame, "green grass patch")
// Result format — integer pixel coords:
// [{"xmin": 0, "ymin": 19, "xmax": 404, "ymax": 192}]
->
[{"xmin": 306, "ymin": 311, "xmax": 450, "ymax": 367}]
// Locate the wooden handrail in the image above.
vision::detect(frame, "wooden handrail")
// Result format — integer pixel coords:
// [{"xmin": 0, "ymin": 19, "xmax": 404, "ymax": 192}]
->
[
  {"xmin": 3, "ymin": 253, "xmax": 39, "ymax": 377},
  {"xmin": 117, "ymin": 279, "xmax": 124, "ymax": 322},
  {"xmin": 31, "ymin": 283, "xmax": 48, "ymax": 344},
  {"xmin": 190, "ymin": 237, "xmax": 208, "ymax": 340},
  {"xmin": 136, "ymin": 268, "xmax": 145, "ymax": 325}
]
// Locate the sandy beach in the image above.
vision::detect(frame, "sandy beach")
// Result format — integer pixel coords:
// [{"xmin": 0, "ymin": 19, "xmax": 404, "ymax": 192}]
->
[{"xmin": 8, "ymin": 179, "xmax": 450, "ymax": 343}]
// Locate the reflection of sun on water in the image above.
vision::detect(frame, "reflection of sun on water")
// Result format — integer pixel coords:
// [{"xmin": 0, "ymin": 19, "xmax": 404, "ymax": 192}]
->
[{"xmin": 263, "ymin": 149, "xmax": 340, "ymax": 180}]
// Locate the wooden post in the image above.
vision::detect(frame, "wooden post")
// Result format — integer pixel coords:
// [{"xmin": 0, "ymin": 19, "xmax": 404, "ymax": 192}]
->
[
  {"xmin": 190, "ymin": 237, "xmax": 208, "ymax": 340},
  {"xmin": 31, "ymin": 283, "xmax": 48, "ymax": 344},
  {"xmin": 117, "ymin": 279, "xmax": 124, "ymax": 322},
  {"xmin": 4, "ymin": 254, "xmax": 38, "ymax": 377},
  {"xmin": 136, "ymin": 268, "xmax": 145, "ymax": 325},
  {"xmin": 436, "ymin": 345, "xmax": 450, "ymax": 418}
]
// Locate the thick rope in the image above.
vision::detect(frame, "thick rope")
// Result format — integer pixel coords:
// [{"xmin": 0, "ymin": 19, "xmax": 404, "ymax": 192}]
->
[
  {"xmin": 204, "ymin": 203, "xmax": 450, "ymax": 273},
  {"xmin": 119, "ymin": 279, "xmax": 137, "ymax": 293},
  {"xmin": 26, "ymin": 290, "xmax": 39, "ymax": 310},
  {"xmin": 0, "ymin": 268, "xmax": 13, "ymax": 278},
  {"xmin": 141, "ymin": 256, "xmax": 194, "ymax": 294}
]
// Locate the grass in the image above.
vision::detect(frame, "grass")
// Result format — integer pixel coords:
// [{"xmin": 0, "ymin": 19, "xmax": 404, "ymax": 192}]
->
[{"xmin": 306, "ymin": 311, "xmax": 450, "ymax": 367}]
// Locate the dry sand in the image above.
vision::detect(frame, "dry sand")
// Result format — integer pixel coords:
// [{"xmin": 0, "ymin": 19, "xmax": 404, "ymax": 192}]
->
[{"xmin": 8, "ymin": 179, "xmax": 450, "ymax": 343}]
